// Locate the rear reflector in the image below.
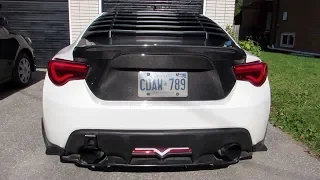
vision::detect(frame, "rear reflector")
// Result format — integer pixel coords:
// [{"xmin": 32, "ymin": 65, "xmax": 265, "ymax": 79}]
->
[
  {"xmin": 48, "ymin": 59, "xmax": 89, "ymax": 86},
  {"xmin": 132, "ymin": 147, "xmax": 192, "ymax": 158},
  {"xmin": 233, "ymin": 61, "xmax": 268, "ymax": 87}
]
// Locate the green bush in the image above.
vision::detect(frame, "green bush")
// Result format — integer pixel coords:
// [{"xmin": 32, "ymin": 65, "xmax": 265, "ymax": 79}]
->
[
  {"xmin": 225, "ymin": 25, "xmax": 262, "ymax": 57},
  {"xmin": 239, "ymin": 39, "xmax": 262, "ymax": 57},
  {"xmin": 235, "ymin": 0, "xmax": 243, "ymax": 16},
  {"xmin": 225, "ymin": 25, "xmax": 238, "ymax": 42}
]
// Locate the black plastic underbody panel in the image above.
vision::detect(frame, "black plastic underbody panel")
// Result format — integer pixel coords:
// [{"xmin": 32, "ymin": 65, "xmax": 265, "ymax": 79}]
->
[
  {"xmin": 42, "ymin": 120, "xmax": 267, "ymax": 167},
  {"xmin": 59, "ymin": 128, "xmax": 252, "ymax": 166},
  {"xmin": 42, "ymin": 113, "xmax": 268, "ymax": 167}
]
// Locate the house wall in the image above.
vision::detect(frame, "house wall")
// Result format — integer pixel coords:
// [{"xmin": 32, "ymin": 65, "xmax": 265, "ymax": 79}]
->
[
  {"xmin": 205, "ymin": 0, "xmax": 236, "ymax": 28},
  {"xmin": 239, "ymin": 0, "xmax": 272, "ymax": 41},
  {"xmin": 243, "ymin": 0, "xmax": 261, "ymax": 6},
  {"xmin": 69, "ymin": 0, "xmax": 236, "ymax": 43},
  {"xmin": 69, "ymin": 0, "xmax": 100, "ymax": 43},
  {"xmin": 275, "ymin": 0, "xmax": 320, "ymax": 53},
  {"xmin": 239, "ymin": 5, "xmax": 262, "ymax": 39}
]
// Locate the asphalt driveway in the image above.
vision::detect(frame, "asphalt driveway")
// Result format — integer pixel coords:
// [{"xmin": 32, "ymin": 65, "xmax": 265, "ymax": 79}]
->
[{"xmin": 0, "ymin": 71, "xmax": 319, "ymax": 180}]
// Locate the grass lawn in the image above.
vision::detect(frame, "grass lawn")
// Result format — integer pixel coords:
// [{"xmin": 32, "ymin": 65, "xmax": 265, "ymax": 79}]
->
[{"xmin": 261, "ymin": 51, "xmax": 320, "ymax": 156}]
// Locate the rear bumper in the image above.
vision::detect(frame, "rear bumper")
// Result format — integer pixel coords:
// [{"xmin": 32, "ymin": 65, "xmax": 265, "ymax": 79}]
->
[
  {"xmin": 43, "ymin": 76, "xmax": 271, "ymax": 149},
  {"xmin": 42, "ymin": 120, "xmax": 266, "ymax": 167}
]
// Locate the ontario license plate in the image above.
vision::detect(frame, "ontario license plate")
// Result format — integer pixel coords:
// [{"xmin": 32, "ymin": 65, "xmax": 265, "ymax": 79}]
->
[{"xmin": 138, "ymin": 72, "xmax": 188, "ymax": 97}]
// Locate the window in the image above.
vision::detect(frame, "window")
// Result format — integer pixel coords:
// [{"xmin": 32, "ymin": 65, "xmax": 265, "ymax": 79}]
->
[
  {"xmin": 283, "ymin": 12, "xmax": 288, "ymax": 20},
  {"xmin": 282, "ymin": 35, "xmax": 288, "ymax": 44},
  {"xmin": 280, "ymin": 33, "xmax": 295, "ymax": 48}
]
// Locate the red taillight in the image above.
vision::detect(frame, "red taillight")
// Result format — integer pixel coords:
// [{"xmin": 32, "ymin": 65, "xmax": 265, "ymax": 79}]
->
[
  {"xmin": 48, "ymin": 59, "xmax": 89, "ymax": 86},
  {"xmin": 233, "ymin": 61, "xmax": 268, "ymax": 87}
]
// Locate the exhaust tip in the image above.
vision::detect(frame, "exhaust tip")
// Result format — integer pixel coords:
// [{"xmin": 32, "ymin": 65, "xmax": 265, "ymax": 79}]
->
[
  {"xmin": 216, "ymin": 143, "xmax": 242, "ymax": 162},
  {"xmin": 226, "ymin": 144, "xmax": 241, "ymax": 161},
  {"xmin": 79, "ymin": 148, "xmax": 106, "ymax": 165}
]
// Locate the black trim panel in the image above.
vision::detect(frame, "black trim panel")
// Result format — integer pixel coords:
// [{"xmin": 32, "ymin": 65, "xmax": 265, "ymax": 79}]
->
[
  {"xmin": 64, "ymin": 128, "xmax": 253, "ymax": 156},
  {"xmin": 252, "ymin": 140, "xmax": 268, "ymax": 152},
  {"xmin": 42, "ymin": 120, "xmax": 260, "ymax": 167}
]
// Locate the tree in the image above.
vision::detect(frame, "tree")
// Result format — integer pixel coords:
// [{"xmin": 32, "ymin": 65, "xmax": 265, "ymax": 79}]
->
[{"xmin": 235, "ymin": 0, "xmax": 243, "ymax": 17}]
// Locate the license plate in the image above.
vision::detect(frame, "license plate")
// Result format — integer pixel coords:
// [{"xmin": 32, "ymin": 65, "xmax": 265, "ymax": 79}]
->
[{"xmin": 138, "ymin": 72, "xmax": 188, "ymax": 97}]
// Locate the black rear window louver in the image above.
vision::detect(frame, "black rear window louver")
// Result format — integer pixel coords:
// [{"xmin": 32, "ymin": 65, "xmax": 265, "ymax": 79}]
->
[{"xmin": 83, "ymin": 11, "xmax": 231, "ymax": 45}]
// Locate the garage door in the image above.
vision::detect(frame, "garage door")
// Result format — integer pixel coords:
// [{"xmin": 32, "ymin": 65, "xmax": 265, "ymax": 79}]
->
[
  {"xmin": 0, "ymin": 0, "xmax": 69, "ymax": 67},
  {"xmin": 102, "ymin": 0, "xmax": 204, "ymax": 14}
]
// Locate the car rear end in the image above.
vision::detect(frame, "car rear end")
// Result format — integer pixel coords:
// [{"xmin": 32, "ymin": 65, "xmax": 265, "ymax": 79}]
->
[{"xmin": 42, "ymin": 11, "xmax": 270, "ymax": 168}]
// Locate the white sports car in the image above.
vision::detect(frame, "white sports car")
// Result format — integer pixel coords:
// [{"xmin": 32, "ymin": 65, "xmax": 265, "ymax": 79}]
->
[{"xmin": 42, "ymin": 11, "xmax": 270, "ymax": 168}]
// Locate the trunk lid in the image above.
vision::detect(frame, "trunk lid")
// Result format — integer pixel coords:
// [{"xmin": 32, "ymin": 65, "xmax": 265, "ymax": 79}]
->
[{"xmin": 73, "ymin": 45, "xmax": 245, "ymax": 101}]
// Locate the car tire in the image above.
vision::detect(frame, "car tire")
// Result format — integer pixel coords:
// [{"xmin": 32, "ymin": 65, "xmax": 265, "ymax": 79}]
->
[{"xmin": 11, "ymin": 52, "xmax": 32, "ymax": 87}]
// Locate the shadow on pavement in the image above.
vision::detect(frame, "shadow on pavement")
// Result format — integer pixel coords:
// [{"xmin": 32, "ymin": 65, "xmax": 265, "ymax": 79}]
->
[
  {"xmin": 0, "ymin": 70, "xmax": 46, "ymax": 100},
  {"xmin": 88, "ymin": 165, "xmax": 229, "ymax": 173}
]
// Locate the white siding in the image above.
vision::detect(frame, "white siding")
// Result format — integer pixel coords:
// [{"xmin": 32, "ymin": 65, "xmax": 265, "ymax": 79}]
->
[
  {"xmin": 69, "ymin": 0, "xmax": 100, "ymax": 43},
  {"xmin": 205, "ymin": 0, "xmax": 235, "ymax": 29},
  {"xmin": 68, "ymin": 0, "xmax": 235, "ymax": 42}
]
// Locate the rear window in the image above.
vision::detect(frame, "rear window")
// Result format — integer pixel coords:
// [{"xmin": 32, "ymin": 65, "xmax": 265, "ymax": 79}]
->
[{"xmin": 79, "ymin": 11, "xmax": 233, "ymax": 47}]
